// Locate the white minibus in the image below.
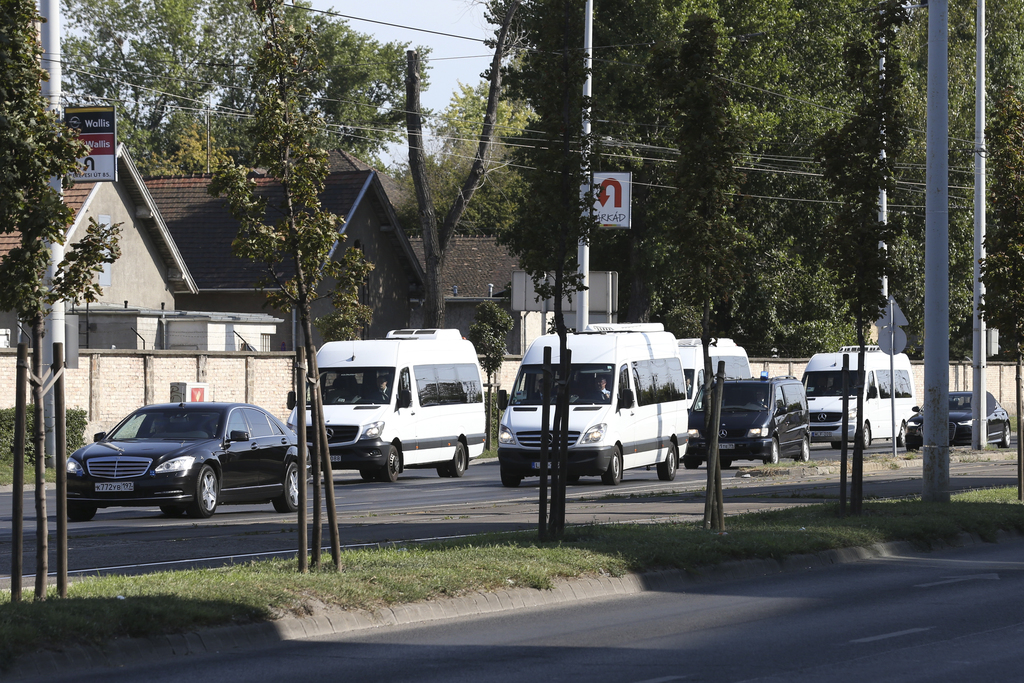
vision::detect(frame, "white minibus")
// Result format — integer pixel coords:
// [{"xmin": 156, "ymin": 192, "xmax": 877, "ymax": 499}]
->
[
  {"xmin": 802, "ymin": 346, "xmax": 917, "ymax": 448},
  {"xmin": 677, "ymin": 338, "xmax": 753, "ymax": 409},
  {"xmin": 288, "ymin": 329, "xmax": 486, "ymax": 482},
  {"xmin": 497, "ymin": 323, "xmax": 688, "ymax": 487}
]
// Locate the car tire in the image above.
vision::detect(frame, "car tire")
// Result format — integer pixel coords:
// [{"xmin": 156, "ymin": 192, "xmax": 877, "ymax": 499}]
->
[
  {"xmin": 764, "ymin": 437, "xmax": 780, "ymax": 465},
  {"xmin": 896, "ymin": 421, "xmax": 907, "ymax": 448},
  {"xmin": 682, "ymin": 456, "xmax": 701, "ymax": 470},
  {"xmin": 601, "ymin": 446, "xmax": 623, "ymax": 485},
  {"xmin": 359, "ymin": 469, "xmax": 376, "ymax": 482},
  {"xmin": 795, "ymin": 436, "xmax": 810, "ymax": 463},
  {"xmin": 863, "ymin": 422, "xmax": 872, "ymax": 447},
  {"xmin": 437, "ymin": 442, "xmax": 467, "ymax": 478},
  {"xmin": 272, "ymin": 461, "xmax": 300, "ymax": 513},
  {"xmin": 500, "ymin": 470, "xmax": 522, "ymax": 487},
  {"xmin": 377, "ymin": 445, "xmax": 400, "ymax": 483},
  {"xmin": 67, "ymin": 502, "xmax": 97, "ymax": 522},
  {"xmin": 999, "ymin": 422, "xmax": 1012, "ymax": 449},
  {"xmin": 160, "ymin": 505, "xmax": 186, "ymax": 518},
  {"xmin": 657, "ymin": 442, "xmax": 678, "ymax": 481},
  {"xmin": 186, "ymin": 464, "xmax": 219, "ymax": 518}
]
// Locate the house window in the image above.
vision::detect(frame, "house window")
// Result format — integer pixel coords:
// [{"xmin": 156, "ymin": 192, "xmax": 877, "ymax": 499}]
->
[
  {"xmin": 98, "ymin": 215, "xmax": 112, "ymax": 287},
  {"xmin": 261, "ymin": 333, "xmax": 271, "ymax": 352}
]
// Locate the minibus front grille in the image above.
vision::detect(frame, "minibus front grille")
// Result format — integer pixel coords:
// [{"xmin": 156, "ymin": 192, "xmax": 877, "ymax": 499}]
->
[
  {"xmin": 812, "ymin": 412, "xmax": 844, "ymax": 423},
  {"xmin": 515, "ymin": 431, "xmax": 581, "ymax": 448},
  {"xmin": 325, "ymin": 426, "xmax": 360, "ymax": 443}
]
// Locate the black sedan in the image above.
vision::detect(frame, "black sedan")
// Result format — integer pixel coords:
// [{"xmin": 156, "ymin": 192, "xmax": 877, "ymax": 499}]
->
[
  {"xmin": 905, "ymin": 391, "xmax": 1011, "ymax": 450},
  {"xmin": 66, "ymin": 402, "xmax": 299, "ymax": 521}
]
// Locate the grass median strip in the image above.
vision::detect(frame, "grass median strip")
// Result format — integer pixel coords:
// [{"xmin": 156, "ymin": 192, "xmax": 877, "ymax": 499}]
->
[{"xmin": 3, "ymin": 487, "xmax": 1024, "ymax": 669}]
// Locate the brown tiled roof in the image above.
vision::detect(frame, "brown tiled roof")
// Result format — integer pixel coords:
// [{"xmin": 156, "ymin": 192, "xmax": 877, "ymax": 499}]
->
[
  {"xmin": 409, "ymin": 236, "xmax": 520, "ymax": 298},
  {"xmin": 0, "ymin": 182, "xmax": 96, "ymax": 257},
  {"xmin": 328, "ymin": 149, "xmax": 409, "ymax": 213}
]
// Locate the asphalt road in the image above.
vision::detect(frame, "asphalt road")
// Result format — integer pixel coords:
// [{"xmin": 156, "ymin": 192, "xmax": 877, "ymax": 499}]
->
[{"xmin": 18, "ymin": 531, "xmax": 1024, "ymax": 683}]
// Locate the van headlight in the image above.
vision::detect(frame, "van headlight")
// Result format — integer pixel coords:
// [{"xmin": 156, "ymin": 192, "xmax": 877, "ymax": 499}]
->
[
  {"xmin": 498, "ymin": 425, "xmax": 515, "ymax": 444},
  {"xmin": 155, "ymin": 455, "xmax": 196, "ymax": 474},
  {"xmin": 581, "ymin": 423, "xmax": 606, "ymax": 444},
  {"xmin": 747, "ymin": 426, "xmax": 769, "ymax": 438},
  {"xmin": 360, "ymin": 422, "xmax": 384, "ymax": 440},
  {"xmin": 688, "ymin": 428, "xmax": 701, "ymax": 439}
]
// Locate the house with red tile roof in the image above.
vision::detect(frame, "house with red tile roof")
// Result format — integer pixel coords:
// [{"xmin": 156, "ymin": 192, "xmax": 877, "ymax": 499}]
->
[{"xmin": 144, "ymin": 150, "xmax": 424, "ymax": 351}]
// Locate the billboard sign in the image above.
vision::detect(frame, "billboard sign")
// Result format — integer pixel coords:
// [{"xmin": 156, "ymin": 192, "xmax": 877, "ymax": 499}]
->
[{"xmin": 65, "ymin": 106, "xmax": 117, "ymax": 182}]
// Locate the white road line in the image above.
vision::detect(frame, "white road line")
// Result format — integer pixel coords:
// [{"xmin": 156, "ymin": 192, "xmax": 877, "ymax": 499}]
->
[
  {"xmin": 915, "ymin": 573, "xmax": 999, "ymax": 588},
  {"xmin": 850, "ymin": 627, "xmax": 933, "ymax": 643},
  {"xmin": 631, "ymin": 677, "xmax": 689, "ymax": 683}
]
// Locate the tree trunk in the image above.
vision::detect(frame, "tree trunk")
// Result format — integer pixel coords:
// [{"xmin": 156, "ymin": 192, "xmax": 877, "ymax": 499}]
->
[{"xmin": 32, "ymin": 312, "xmax": 47, "ymax": 599}]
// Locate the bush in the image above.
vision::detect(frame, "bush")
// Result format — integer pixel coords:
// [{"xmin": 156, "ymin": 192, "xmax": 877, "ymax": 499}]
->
[{"xmin": 0, "ymin": 406, "xmax": 88, "ymax": 465}]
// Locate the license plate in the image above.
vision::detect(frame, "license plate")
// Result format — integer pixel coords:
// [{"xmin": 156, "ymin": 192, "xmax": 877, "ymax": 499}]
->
[
  {"xmin": 531, "ymin": 461, "xmax": 540, "ymax": 470},
  {"xmin": 812, "ymin": 431, "xmax": 831, "ymax": 438},
  {"xmin": 718, "ymin": 443, "xmax": 735, "ymax": 450},
  {"xmin": 330, "ymin": 455, "xmax": 342, "ymax": 462},
  {"xmin": 95, "ymin": 481, "xmax": 133, "ymax": 492}
]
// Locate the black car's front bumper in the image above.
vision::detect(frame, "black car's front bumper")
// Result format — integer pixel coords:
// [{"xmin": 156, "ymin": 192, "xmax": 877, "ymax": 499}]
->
[
  {"xmin": 67, "ymin": 472, "xmax": 195, "ymax": 506},
  {"xmin": 687, "ymin": 437, "xmax": 772, "ymax": 462}
]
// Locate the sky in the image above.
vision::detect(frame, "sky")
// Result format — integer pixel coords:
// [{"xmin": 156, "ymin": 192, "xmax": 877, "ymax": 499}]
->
[{"xmin": 304, "ymin": 0, "xmax": 497, "ymax": 165}]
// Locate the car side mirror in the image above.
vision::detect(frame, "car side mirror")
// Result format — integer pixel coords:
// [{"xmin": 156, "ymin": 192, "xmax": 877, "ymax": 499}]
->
[
  {"xmin": 498, "ymin": 389, "xmax": 508, "ymax": 411},
  {"xmin": 776, "ymin": 400, "xmax": 787, "ymax": 414},
  {"xmin": 867, "ymin": 386, "xmax": 878, "ymax": 399},
  {"xmin": 618, "ymin": 389, "xmax": 634, "ymax": 410},
  {"xmin": 93, "ymin": 431, "xmax": 106, "ymax": 442},
  {"xmin": 287, "ymin": 390, "xmax": 296, "ymax": 410},
  {"xmin": 397, "ymin": 389, "xmax": 412, "ymax": 409},
  {"xmin": 912, "ymin": 405, "xmax": 921, "ymax": 413},
  {"xmin": 229, "ymin": 430, "xmax": 250, "ymax": 442}
]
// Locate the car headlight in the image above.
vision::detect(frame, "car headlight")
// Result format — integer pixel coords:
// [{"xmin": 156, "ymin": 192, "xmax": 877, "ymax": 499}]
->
[
  {"xmin": 66, "ymin": 458, "xmax": 83, "ymax": 476},
  {"xmin": 360, "ymin": 422, "xmax": 385, "ymax": 440},
  {"xmin": 498, "ymin": 425, "xmax": 515, "ymax": 444},
  {"xmin": 688, "ymin": 428, "xmax": 702, "ymax": 439},
  {"xmin": 581, "ymin": 423, "xmax": 606, "ymax": 444},
  {"xmin": 747, "ymin": 426, "xmax": 769, "ymax": 438},
  {"xmin": 155, "ymin": 455, "xmax": 196, "ymax": 474},
  {"xmin": 958, "ymin": 419, "xmax": 972, "ymax": 426}
]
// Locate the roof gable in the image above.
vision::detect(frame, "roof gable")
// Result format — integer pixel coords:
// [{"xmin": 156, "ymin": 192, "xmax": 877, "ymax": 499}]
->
[{"xmin": 409, "ymin": 236, "xmax": 520, "ymax": 298}]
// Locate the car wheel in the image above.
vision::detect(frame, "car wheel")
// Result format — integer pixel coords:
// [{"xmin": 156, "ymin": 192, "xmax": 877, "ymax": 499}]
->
[
  {"xmin": 657, "ymin": 442, "xmax": 678, "ymax": 481},
  {"xmin": 896, "ymin": 421, "xmax": 907, "ymax": 447},
  {"xmin": 682, "ymin": 456, "xmax": 701, "ymax": 470},
  {"xmin": 500, "ymin": 470, "xmax": 522, "ymax": 487},
  {"xmin": 378, "ymin": 445, "xmax": 400, "ymax": 482},
  {"xmin": 795, "ymin": 436, "xmax": 810, "ymax": 463},
  {"xmin": 863, "ymin": 422, "xmax": 872, "ymax": 447},
  {"xmin": 764, "ymin": 437, "xmax": 780, "ymax": 465},
  {"xmin": 601, "ymin": 446, "xmax": 623, "ymax": 485},
  {"xmin": 272, "ymin": 461, "xmax": 300, "ymax": 513},
  {"xmin": 160, "ymin": 505, "xmax": 186, "ymax": 518},
  {"xmin": 186, "ymin": 464, "xmax": 219, "ymax": 518},
  {"xmin": 999, "ymin": 422, "xmax": 1012, "ymax": 449},
  {"xmin": 437, "ymin": 442, "xmax": 467, "ymax": 478},
  {"xmin": 359, "ymin": 469, "xmax": 376, "ymax": 482},
  {"xmin": 67, "ymin": 502, "xmax": 97, "ymax": 522}
]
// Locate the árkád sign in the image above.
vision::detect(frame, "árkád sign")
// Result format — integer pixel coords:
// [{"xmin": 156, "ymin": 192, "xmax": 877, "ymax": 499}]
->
[
  {"xmin": 65, "ymin": 106, "xmax": 117, "ymax": 182},
  {"xmin": 589, "ymin": 172, "xmax": 631, "ymax": 228}
]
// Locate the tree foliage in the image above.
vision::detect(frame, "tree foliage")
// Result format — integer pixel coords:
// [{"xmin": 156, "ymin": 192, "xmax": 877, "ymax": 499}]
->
[{"xmin": 468, "ymin": 301, "xmax": 514, "ymax": 379}]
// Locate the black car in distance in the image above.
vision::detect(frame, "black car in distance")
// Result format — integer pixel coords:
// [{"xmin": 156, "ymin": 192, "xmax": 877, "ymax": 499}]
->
[
  {"xmin": 66, "ymin": 402, "xmax": 299, "ymax": 521},
  {"xmin": 904, "ymin": 391, "xmax": 1012, "ymax": 450},
  {"xmin": 685, "ymin": 376, "xmax": 811, "ymax": 469}
]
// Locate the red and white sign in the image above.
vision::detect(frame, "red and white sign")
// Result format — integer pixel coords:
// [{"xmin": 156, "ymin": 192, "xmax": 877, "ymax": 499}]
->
[
  {"xmin": 65, "ymin": 106, "xmax": 117, "ymax": 182},
  {"xmin": 590, "ymin": 172, "xmax": 631, "ymax": 229}
]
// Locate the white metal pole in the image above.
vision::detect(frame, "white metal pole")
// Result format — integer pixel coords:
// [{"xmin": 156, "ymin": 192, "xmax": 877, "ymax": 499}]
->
[
  {"xmin": 576, "ymin": 0, "xmax": 593, "ymax": 333},
  {"xmin": 923, "ymin": 0, "xmax": 950, "ymax": 502},
  {"xmin": 972, "ymin": 0, "xmax": 987, "ymax": 449},
  {"xmin": 41, "ymin": 0, "xmax": 65, "ymax": 466}
]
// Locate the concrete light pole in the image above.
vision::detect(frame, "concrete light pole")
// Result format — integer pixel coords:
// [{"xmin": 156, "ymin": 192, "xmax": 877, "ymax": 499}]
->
[
  {"xmin": 972, "ymin": 0, "xmax": 987, "ymax": 450},
  {"xmin": 576, "ymin": 0, "xmax": 593, "ymax": 333}
]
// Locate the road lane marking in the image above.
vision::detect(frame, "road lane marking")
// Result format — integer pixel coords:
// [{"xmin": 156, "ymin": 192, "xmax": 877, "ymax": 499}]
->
[
  {"xmin": 851, "ymin": 627, "xmax": 933, "ymax": 643},
  {"xmin": 631, "ymin": 677, "xmax": 689, "ymax": 683},
  {"xmin": 915, "ymin": 573, "xmax": 999, "ymax": 588}
]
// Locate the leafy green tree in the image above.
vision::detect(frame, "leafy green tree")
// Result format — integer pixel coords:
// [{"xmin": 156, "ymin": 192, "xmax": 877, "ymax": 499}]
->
[
  {"xmin": 208, "ymin": 0, "xmax": 372, "ymax": 571},
  {"xmin": 313, "ymin": 251, "xmax": 374, "ymax": 342},
  {"xmin": 981, "ymin": 86, "xmax": 1024, "ymax": 500},
  {"xmin": 468, "ymin": 301, "xmax": 514, "ymax": 450},
  {"xmin": 0, "ymin": 0, "xmax": 121, "ymax": 600}
]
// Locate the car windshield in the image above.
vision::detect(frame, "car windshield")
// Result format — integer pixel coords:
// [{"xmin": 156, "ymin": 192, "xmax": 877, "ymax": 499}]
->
[
  {"xmin": 803, "ymin": 371, "xmax": 857, "ymax": 398},
  {"xmin": 107, "ymin": 409, "xmax": 222, "ymax": 441},
  {"xmin": 692, "ymin": 383, "xmax": 771, "ymax": 412},
  {"xmin": 320, "ymin": 367, "xmax": 396, "ymax": 405},
  {"xmin": 509, "ymin": 364, "xmax": 615, "ymax": 406}
]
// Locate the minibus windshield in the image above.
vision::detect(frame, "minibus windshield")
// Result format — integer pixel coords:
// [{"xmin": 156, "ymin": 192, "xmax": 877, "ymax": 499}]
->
[
  {"xmin": 509, "ymin": 364, "xmax": 615, "ymax": 406},
  {"xmin": 803, "ymin": 371, "xmax": 857, "ymax": 398},
  {"xmin": 319, "ymin": 367, "xmax": 396, "ymax": 405}
]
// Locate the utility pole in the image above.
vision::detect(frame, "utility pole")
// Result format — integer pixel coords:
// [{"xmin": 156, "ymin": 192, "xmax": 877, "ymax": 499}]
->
[
  {"xmin": 972, "ymin": 0, "xmax": 987, "ymax": 450},
  {"xmin": 575, "ymin": 0, "xmax": 593, "ymax": 333}
]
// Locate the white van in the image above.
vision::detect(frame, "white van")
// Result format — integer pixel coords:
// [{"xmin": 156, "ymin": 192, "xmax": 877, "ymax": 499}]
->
[
  {"xmin": 288, "ymin": 329, "xmax": 486, "ymax": 482},
  {"xmin": 802, "ymin": 346, "xmax": 917, "ymax": 448},
  {"xmin": 497, "ymin": 323, "xmax": 688, "ymax": 487},
  {"xmin": 677, "ymin": 338, "xmax": 753, "ymax": 408}
]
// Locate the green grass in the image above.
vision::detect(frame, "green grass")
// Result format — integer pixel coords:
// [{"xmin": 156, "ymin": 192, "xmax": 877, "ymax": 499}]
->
[{"xmin": 3, "ymin": 487, "xmax": 1024, "ymax": 669}]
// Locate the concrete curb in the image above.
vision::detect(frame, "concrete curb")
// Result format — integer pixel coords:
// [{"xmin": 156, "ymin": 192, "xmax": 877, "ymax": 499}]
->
[
  {"xmin": 5, "ymin": 530, "xmax": 1013, "ymax": 680},
  {"xmin": 737, "ymin": 449, "xmax": 1018, "ymax": 478}
]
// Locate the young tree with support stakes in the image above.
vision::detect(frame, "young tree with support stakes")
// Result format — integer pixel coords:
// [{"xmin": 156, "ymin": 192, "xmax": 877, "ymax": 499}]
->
[
  {"xmin": 0, "ymin": 0, "xmax": 121, "ymax": 601},
  {"xmin": 814, "ymin": 0, "xmax": 910, "ymax": 514},
  {"xmin": 405, "ymin": 0, "xmax": 521, "ymax": 328},
  {"xmin": 981, "ymin": 86, "xmax": 1024, "ymax": 502},
  {"xmin": 656, "ymin": 13, "xmax": 747, "ymax": 532},
  {"xmin": 468, "ymin": 301, "xmax": 514, "ymax": 451},
  {"xmin": 208, "ymin": 0, "xmax": 369, "ymax": 571}
]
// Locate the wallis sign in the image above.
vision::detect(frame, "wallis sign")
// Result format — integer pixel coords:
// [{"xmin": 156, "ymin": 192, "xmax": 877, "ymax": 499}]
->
[{"xmin": 65, "ymin": 106, "xmax": 117, "ymax": 182}]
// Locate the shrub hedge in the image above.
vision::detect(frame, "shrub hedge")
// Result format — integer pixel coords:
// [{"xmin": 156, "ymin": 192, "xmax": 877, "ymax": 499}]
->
[{"xmin": 0, "ymin": 406, "xmax": 88, "ymax": 465}]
